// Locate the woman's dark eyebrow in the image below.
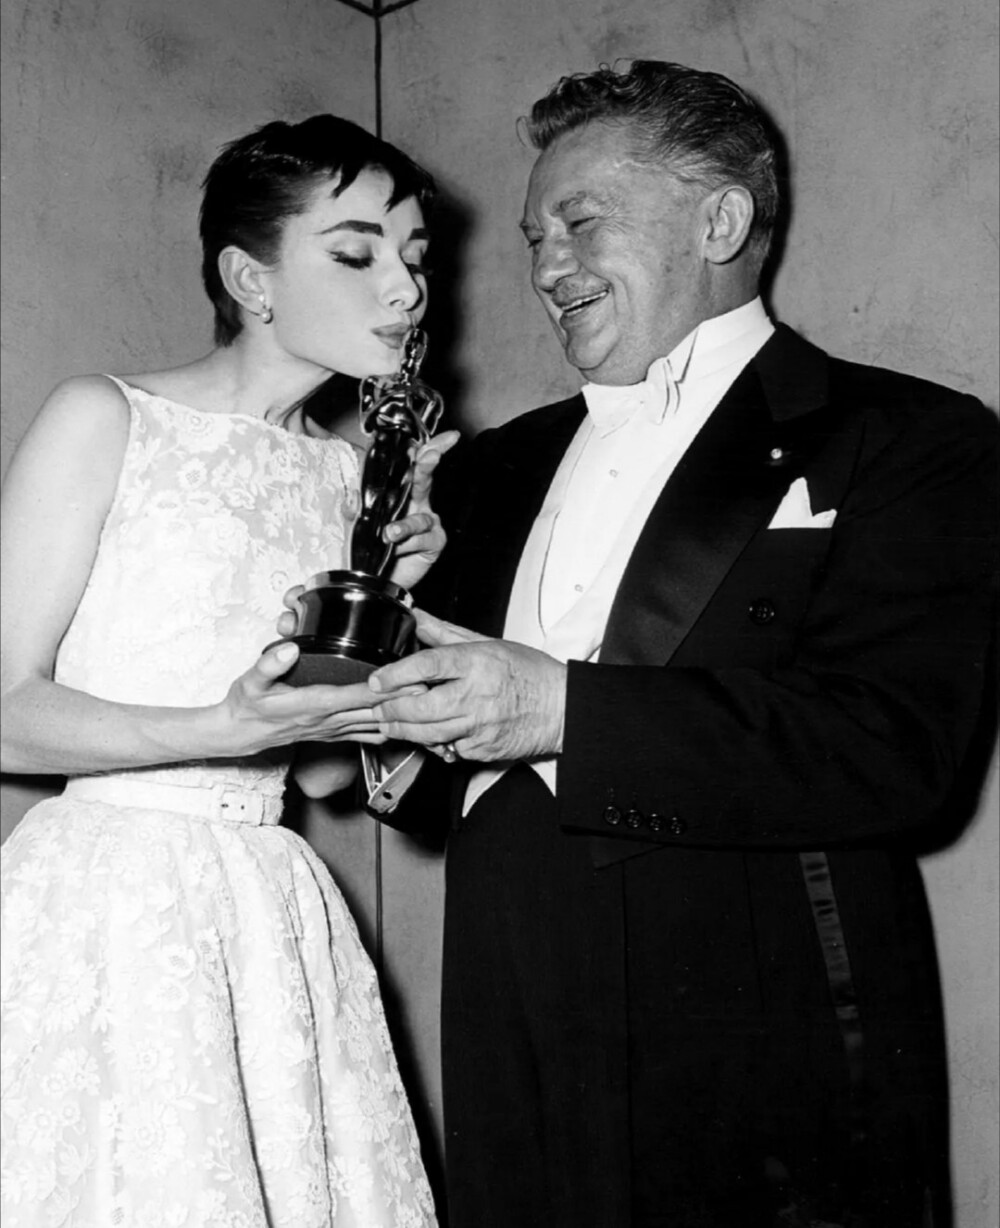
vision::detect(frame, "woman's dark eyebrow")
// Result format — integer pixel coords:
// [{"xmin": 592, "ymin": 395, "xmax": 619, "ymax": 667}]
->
[
  {"xmin": 318, "ymin": 220, "xmax": 384, "ymax": 236},
  {"xmin": 317, "ymin": 221, "xmax": 430, "ymax": 241}
]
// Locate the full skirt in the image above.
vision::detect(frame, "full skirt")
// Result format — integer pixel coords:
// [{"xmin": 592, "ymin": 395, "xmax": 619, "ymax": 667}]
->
[{"xmin": 0, "ymin": 797, "xmax": 436, "ymax": 1228}]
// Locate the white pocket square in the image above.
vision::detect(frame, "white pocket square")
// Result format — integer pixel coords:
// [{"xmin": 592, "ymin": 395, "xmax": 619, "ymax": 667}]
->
[{"xmin": 768, "ymin": 476, "xmax": 837, "ymax": 530}]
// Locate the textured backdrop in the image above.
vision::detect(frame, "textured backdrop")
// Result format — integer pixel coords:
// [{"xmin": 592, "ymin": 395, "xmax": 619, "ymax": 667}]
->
[{"xmin": 2, "ymin": 0, "xmax": 997, "ymax": 1221}]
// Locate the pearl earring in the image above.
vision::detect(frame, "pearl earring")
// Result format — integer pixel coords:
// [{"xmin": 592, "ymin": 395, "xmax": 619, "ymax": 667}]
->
[{"xmin": 259, "ymin": 296, "xmax": 273, "ymax": 325}]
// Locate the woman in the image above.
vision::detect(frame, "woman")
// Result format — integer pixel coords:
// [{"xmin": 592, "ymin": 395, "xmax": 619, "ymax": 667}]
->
[{"xmin": 0, "ymin": 115, "xmax": 454, "ymax": 1226}]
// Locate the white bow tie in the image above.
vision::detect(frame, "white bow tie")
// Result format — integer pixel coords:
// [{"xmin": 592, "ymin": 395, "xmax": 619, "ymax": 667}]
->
[{"xmin": 581, "ymin": 355, "xmax": 682, "ymax": 437}]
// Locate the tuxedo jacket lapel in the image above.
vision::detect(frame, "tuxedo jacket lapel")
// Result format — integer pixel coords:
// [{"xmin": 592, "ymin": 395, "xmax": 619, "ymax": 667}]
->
[
  {"xmin": 455, "ymin": 327, "xmax": 838, "ymax": 663},
  {"xmin": 453, "ymin": 397, "xmax": 586, "ymax": 638},
  {"xmin": 587, "ymin": 326, "xmax": 843, "ymax": 868},
  {"xmin": 602, "ymin": 325, "xmax": 837, "ymax": 667}
]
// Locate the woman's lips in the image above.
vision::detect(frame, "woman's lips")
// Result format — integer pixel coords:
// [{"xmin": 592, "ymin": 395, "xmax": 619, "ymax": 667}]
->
[{"xmin": 372, "ymin": 324, "xmax": 412, "ymax": 346}]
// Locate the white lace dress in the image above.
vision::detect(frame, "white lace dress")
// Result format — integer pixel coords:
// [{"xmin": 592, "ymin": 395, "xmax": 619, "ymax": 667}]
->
[{"xmin": 0, "ymin": 381, "xmax": 437, "ymax": 1228}]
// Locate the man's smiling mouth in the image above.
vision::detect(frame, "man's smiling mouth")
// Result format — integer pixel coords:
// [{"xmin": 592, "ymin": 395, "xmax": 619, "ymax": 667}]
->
[{"xmin": 557, "ymin": 289, "xmax": 609, "ymax": 321}]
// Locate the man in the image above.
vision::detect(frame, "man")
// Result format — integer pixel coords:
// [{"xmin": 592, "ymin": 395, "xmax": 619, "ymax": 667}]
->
[{"xmin": 370, "ymin": 61, "xmax": 997, "ymax": 1227}]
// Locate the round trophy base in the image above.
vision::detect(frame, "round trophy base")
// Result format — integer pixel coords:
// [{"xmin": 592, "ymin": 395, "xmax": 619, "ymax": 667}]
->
[
  {"xmin": 281, "ymin": 650, "xmax": 380, "ymax": 687},
  {"xmin": 277, "ymin": 570, "xmax": 416, "ymax": 690},
  {"xmin": 280, "ymin": 639, "xmax": 407, "ymax": 687}
]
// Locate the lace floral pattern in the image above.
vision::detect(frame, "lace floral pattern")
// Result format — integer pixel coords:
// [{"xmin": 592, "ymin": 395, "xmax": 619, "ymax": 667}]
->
[
  {"xmin": 0, "ymin": 383, "xmax": 437, "ymax": 1226},
  {"xmin": 57, "ymin": 388, "xmax": 360, "ymax": 714}
]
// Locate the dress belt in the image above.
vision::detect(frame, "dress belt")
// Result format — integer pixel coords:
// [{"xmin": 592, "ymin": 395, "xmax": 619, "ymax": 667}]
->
[{"xmin": 63, "ymin": 775, "xmax": 284, "ymax": 826}]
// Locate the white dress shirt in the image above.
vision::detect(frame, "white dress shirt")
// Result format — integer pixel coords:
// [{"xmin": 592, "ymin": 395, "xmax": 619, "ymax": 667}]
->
[{"xmin": 463, "ymin": 297, "xmax": 775, "ymax": 815}]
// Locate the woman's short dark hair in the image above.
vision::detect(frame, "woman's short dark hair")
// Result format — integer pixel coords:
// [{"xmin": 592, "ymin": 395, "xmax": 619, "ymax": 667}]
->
[
  {"xmin": 525, "ymin": 60, "xmax": 781, "ymax": 265},
  {"xmin": 200, "ymin": 115, "xmax": 436, "ymax": 346}
]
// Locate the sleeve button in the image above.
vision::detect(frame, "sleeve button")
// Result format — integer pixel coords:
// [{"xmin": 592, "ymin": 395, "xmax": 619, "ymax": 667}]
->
[
  {"xmin": 625, "ymin": 807, "xmax": 645, "ymax": 829},
  {"xmin": 603, "ymin": 805, "xmax": 623, "ymax": 827},
  {"xmin": 668, "ymin": 816, "xmax": 687, "ymax": 836},
  {"xmin": 648, "ymin": 813, "xmax": 665, "ymax": 833}
]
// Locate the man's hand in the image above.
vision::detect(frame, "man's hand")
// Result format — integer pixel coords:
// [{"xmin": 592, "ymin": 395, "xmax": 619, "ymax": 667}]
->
[{"xmin": 368, "ymin": 610, "xmax": 567, "ymax": 763}]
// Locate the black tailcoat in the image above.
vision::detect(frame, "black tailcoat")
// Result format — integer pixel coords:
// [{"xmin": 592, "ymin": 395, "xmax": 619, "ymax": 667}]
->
[{"xmin": 405, "ymin": 326, "xmax": 998, "ymax": 1228}]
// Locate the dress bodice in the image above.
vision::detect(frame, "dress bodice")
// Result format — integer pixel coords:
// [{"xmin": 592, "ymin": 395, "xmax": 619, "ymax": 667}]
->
[{"xmin": 55, "ymin": 378, "xmax": 361, "ymax": 796}]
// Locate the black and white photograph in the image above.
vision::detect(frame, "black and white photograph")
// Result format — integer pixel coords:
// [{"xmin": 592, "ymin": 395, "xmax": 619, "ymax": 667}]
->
[{"xmin": 1, "ymin": 2, "xmax": 997, "ymax": 1225}]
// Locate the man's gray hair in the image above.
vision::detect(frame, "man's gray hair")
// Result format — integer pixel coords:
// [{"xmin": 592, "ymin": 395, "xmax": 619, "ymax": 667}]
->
[{"xmin": 525, "ymin": 60, "xmax": 783, "ymax": 264}]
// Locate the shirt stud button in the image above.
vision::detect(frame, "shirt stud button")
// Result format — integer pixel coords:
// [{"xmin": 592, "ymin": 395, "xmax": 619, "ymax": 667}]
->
[
  {"xmin": 748, "ymin": 598, "xmax": 777, "ymax": 625},
  {"xmin": 770, "ymin": 447, "xmax": 785, "ymax": 461}
]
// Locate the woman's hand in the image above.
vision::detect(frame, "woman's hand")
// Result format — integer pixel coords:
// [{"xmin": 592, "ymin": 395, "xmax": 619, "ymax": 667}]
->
[
  {"xmin": 274, "ymin": 431, "xmax": 458, "ymax": 633},
  {"xmin": 211, "ymin": 640, "xmax": 426, "ymax": 757},
  {"xmin": 276, "ymin": 585, "xmax": 305, "ymax": 640},
  {"xmin": 387, "ymin": 430, "xmax": 460, "ymax": 591}
]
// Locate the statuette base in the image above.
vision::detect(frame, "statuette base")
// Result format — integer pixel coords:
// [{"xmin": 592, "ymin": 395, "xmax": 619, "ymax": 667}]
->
[{"xmin": 279, "ymin": 570, "xmax": 415, "ymax": 689}]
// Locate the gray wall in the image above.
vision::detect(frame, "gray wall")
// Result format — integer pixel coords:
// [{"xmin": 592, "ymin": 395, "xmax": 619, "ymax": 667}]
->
[{"xmin": 2, "ymin": 0, "xmax": 997, "ymax": 1222}]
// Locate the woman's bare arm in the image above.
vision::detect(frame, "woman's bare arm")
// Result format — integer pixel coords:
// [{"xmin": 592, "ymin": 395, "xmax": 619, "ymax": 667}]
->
[{"xmin": 1, "ymin": 377, "xmax": 385, "ymax": 776}]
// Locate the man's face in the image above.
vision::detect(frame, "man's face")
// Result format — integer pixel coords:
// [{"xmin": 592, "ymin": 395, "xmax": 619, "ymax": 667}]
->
[{"xmin": 521, "ymin": 120, "xmax": 711, "ymax": 386}]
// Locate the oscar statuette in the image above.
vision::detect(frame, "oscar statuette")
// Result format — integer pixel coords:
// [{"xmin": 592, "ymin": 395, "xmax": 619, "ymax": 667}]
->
[{"xmin": 282, "ymin": 327, "xmax": 444, "ymax": 688}]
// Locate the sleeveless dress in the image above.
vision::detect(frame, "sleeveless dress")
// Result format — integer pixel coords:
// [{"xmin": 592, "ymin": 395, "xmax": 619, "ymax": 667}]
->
[{"xmin": 0, "ymin": 381, "xmax": 437, "ymax": 1228}]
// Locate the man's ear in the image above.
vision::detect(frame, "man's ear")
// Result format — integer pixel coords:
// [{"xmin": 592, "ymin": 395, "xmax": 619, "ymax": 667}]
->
[
  {"xmin": 701, "ymin": 186, "xmax": 755, "ymax": 265},
  {"xmin": 218, "ymin": 246, "xmax": 270, "ymax": 319}
]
